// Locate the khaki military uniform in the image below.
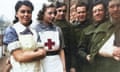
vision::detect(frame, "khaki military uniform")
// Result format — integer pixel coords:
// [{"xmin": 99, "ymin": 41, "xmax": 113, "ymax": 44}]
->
[
  {"xmin": 73, "ymin": 20, "xmax": 90, "ymax": 72},
  {"xmin": 78, "ymin": 20, "xmax": 119, "ymax": 72},
  {"xmin": 54, "ymin": 20, "xmax": 77, "ymax": 72}
]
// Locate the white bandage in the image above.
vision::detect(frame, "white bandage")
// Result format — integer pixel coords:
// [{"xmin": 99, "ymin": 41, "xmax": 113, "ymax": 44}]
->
[{"xmin": 99, "ymin": 34, "xmax": 115, "ymax": 57}]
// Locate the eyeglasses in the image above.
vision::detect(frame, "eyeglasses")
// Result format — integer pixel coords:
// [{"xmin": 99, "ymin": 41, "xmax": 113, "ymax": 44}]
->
[{"xmin": 57, "ymin": 9, "xmax": 67, "ymax": 13}]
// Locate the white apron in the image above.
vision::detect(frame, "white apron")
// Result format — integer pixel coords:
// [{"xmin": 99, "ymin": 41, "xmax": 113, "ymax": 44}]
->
[
  {"xmin": 8, "ymin": 22, "xmax": 43, "ymax": 72},
  {"xmin": 39, "ymin": 31, "xmax": 63, "ymax": 72}
]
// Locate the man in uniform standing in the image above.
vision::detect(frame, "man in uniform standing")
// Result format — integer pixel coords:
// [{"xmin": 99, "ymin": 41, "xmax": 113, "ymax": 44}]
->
[
  {"xmin": 72, "ymin": 2, "xmax": 90, "ymax": 72},
  {"xmin": 77, "ymin": 1, "xmax": 114, "ymax": 72},
  {"xmin": 54, "ymin": 1, "xmax": 77, "ymax": 72}
]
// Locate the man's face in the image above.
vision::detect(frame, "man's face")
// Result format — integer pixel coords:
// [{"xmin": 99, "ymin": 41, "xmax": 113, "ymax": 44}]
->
[
  {"xmin": 92, "ymin": 4, "xmax": 105, "ymax": 22},
  {"xmin": 76, "ymin": 6, "xmax": 87, "ymax": 22},
  {"xmin": 108, "ymin": 0, "xmax": 120, "ymax": 20},
  {"xmin": 55, "ymin": 6, "xmax": 67, "ymax": 20}
]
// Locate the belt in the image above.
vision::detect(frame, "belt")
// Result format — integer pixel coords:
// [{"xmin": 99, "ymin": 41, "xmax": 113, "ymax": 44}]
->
[{"xmin": 47, "ymin": 50, "xmax": 60, "ymax": 56}]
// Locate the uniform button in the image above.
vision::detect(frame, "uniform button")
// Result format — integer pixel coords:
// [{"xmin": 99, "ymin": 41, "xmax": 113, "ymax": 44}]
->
[{"xmin": 102, "ymin": 39, "xmax": 104, "ymax": 40}]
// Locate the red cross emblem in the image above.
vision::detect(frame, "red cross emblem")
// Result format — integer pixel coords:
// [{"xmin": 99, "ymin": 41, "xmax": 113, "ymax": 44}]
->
[{"xmin": 45, "ymin": 39, "xmax": 55, "ymax": 49}]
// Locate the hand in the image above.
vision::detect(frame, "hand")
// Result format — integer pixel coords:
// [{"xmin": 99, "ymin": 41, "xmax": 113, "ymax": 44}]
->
[
  {"xmin": 113, "ymin": 56, "xmax": 120, "ymax": 61},
  {"xmin": 63, "ymin": 67, "xmax": 66, "ymax": 72},
  {"xmin": 37, "ymin": 49, "xmax": 46, "ymax": 58},
  {"xmin": 113, "ymin": 47, "xmax": 120, "ymax": 57},
  {"xmin": 86, "ymin": 54, "xmax": 91, "ymax": 61},
  {"xmin": 112, "ymin": 47, "xmax": 120, "ymax": 61},
  {"xmin": 6, "ymin": 58, "xmax": 10, "ymax": 65},
  {"xmin": 70, "ymin": 67, "xmax": 76, "ymax": 72},
  {"xmin": 3, "ymin": 58, "xmax": 12, "ymax": 72}
]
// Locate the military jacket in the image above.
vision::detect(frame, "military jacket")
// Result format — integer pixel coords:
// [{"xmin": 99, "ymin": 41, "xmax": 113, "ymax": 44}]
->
[
  {"xmin": 78, "ymin": 20, "xmax": 114, "ymax": 61},
  {"xmin": 78, "ymin": 20, "xmax": 117, "ymax": 72},
  {"xmin": 54, "ymin": 20, "xmax": 77, "ymax": 70},
  {"xmin": 73, "ymin": 20, "xmax": 90, "ymax": 45}
]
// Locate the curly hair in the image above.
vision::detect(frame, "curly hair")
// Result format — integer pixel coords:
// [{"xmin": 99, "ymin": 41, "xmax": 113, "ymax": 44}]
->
[{"xmin": 37, "ymin": 2, "xmax": 55, "ymax": 21}]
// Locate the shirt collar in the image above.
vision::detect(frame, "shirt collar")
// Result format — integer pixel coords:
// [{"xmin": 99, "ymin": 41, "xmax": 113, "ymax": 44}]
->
[
  {"xmin": 39, "ymin": 21, "xmax": 56, "ymax": 31},
  {"xmin": 13, "ymin": 22, "xmax": 30, "ymax": 32}
]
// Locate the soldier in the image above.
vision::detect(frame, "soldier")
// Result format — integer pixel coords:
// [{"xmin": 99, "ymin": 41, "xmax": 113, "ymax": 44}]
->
[
  {"xmin": 72, "ymin": 2, "xmax": 90, "ymax": 72},
  {"xmin": 77, "ymin": 1, "xmax": 114, "ymax": 72},
  {"xmin": 54, "ymin": 1, "xmax": 77, "ymax": 72},
  {"xmin": 78, "ymin": 0, "xmax": 120, "ymax": 72},
  {"xmin": 98, "ymin": 0, "xmax": 120, "ymax": 72}
]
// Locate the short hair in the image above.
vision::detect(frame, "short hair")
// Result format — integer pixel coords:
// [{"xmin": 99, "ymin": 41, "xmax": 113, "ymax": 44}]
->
[
  {"xmin": 37, "ymin": 2, "xmax": 55, "ymax": 21},
  {"xmin": 76, "ymin": 2, "xmax": 88, "ymax": 11},
  {"xmin": 91, "ymin": 1, "xmax": 108, "ymax": 21},
  {"xmin": 13, "ymin": 0, "xmax": 34, "ymax": 24},
  {"xmin": 108, "ymin": 0, "xmax": 120, "ymax": 4},
  {"xmin": 55, "ymin": 1, "xmax": 67, "ymax": 8},
  {"xmin": 91, "ymin": 0, "xmax": 106, "ymax": 11}
]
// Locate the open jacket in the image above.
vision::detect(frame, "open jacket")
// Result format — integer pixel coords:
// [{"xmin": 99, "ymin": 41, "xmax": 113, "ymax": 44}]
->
[{"xmin": 78, "ymin": 20, "xmax": 114, "ymax": 62}]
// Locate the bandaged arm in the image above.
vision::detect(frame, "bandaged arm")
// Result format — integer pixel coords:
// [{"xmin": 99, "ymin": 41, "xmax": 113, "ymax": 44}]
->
[{"xmin": 99, "ymin": 34, "xmax": 115, "ymax": 57}]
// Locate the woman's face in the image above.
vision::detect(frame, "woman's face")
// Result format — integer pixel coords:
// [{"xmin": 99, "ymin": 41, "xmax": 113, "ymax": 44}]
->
[
  {"xmin": 43, "ymin": 7, "xmax": 56, "ymax": 24},
  {"xmin": 16, "ymin": 5, "xmax": 32, "ymax": 26}
]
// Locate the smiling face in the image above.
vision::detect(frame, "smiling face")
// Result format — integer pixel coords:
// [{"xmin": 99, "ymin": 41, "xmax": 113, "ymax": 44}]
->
[
  {"xmin": 55, "ymin": 6, "xmax": 67, "ymax": 20},
  {"xmin": 108, "ymin": 0, "xmax": 120, "ymax": 21},
  {"xmin": 76, "ymin": 6, "xmax": 87, "ymax": 22},
  {"xmin": 92, "ymin": 4, "xmax": 105, "ymax": 22},
  {"xmin": 43, "ymin": 7, "xmax": 56, "ymax": 24},
  {"xmin": 16, "ymin": 5, "xmax": 32, "ymax": 26}
]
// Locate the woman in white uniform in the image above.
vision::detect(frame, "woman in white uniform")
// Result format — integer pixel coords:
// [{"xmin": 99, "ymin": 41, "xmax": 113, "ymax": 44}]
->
[
  {"xmin": 31, "ymin": 2, "xmax": 66, "ymax": 72},
  {"xmin": 3, "ymin": 1, "xmax": 46, "ymax": 72}
]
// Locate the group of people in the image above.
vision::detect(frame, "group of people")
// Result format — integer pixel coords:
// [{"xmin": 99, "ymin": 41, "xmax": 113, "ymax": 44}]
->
[
  {"xmin": 2, "ymin": 0, "xmax": 120, "ymax": 72},
  {"xmin": 72, "ymin": 0, "xmax": 120, "ymax": 72},
  {"xmin": 3, "ymin": 1, "xmax": 66, "ymax": 72}
]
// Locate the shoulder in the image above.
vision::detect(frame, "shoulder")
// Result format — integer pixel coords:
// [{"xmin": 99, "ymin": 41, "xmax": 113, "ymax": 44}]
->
[
  {"xmin": 55, "ymin": 20, "xmax": 71, "ymax": 27},
  {"xmin": 83, "ymin": 24, "xmax": 93, "ymax": 31},
  {"xmin": 54, "ymin": 25, "xmax": 63, "ymax": 34},
  {"xmin": 55, "ymin": 25, "xmax": 61, "ymax": 31},
  {"xmin": 4, "ymin": 26, "xmax": 16, "ymax": 34},
  {"xmin": 30, "ymin": 22, "xmax": 42, "ymax": 32},
  {"xmin": 30, "ymin": 22, "xmax": 39, "ymax": 29},
  {"xmin": 99, "ymin": 20, "xmax": 112, "ymax": 29}
]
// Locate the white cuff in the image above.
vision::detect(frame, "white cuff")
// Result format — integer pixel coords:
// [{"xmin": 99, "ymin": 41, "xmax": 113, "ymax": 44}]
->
[
  {"xmin": 37, "ymin": 42, "xmax": 44, "ymax": 48},
  {"xmin": 7, "ymin": 41, "xmax": 21, "ymax": 53}
]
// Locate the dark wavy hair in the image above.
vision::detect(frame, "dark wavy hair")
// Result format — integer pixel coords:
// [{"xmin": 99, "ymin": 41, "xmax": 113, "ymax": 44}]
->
[
  {"xmin": 91, "ymin": 0, "xmax": 106, "ymax": 12},
  {"xmin": 54, "ymin": 1, "xmax": 67, "ymax": 8},
  {"xmin": 13, "ymin": 0, "xmax": 34, "ymax": 24},
  {"xmin": 91, "ymin": 0, "xmax": 108, "ymax": 22},
  {"xmin": 76, "ymin": 2, "xmax": 88, "ymax": 11},
  {"xmin": 37, "ymin": 2, "xmax": 56, "ymax": 21}
]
